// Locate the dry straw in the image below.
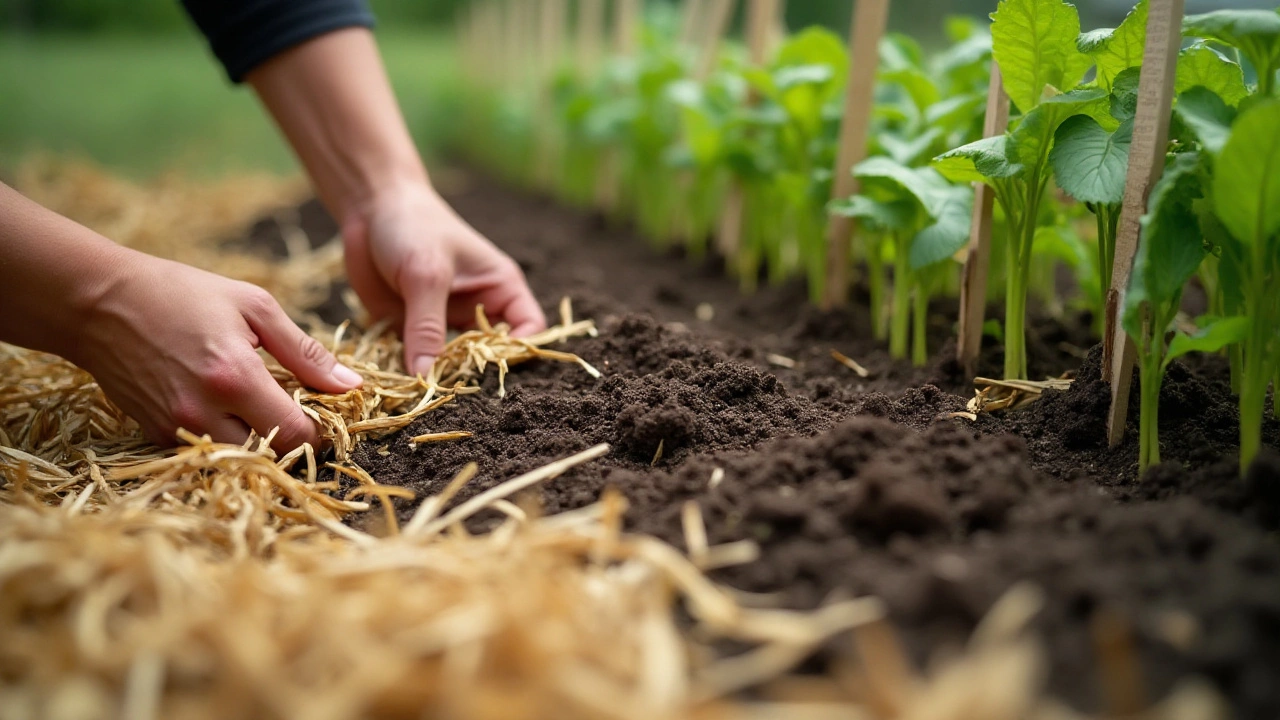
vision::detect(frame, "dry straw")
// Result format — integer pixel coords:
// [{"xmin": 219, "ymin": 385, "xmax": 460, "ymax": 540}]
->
[{"xmin": 0, "ymin": 160, "xmax": 1228, "ymax": 719}]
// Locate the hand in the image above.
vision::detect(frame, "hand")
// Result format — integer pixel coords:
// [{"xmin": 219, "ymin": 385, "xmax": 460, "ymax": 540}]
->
[
  {"xmin": 340, "ymin": 183, "xmax": 546, "ymax": 376},
  {"xmin": 75, "ymin": 250, "xmax": 364, "ymax": 450}
]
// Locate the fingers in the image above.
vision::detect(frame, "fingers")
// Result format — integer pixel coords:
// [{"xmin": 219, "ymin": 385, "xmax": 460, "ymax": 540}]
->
[
  {"xmin": 233, "ymin": 364, "xmax": 323, "ymax": 452},
  {"xmin": 240, "ymin": 286, "xmax": 363, "ymax": 393},
  {"xmin": 501, "ymin": 284, "xmax": 548, "ymax": 338},
  {"xmin": 398, "ymin": 256, "xmax": 453, "ymax": 377}
]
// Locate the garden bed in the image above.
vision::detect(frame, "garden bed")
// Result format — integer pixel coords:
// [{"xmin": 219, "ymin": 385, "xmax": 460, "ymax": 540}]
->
[{"xmin": 251, "ymin": 169, "xmax": 1280, "ymax": 719}]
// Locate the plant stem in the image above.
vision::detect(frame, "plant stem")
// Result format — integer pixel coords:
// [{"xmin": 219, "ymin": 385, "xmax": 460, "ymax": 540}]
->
[
  {"xmin": 1005, "ymin": 262, "xmax": 1028, "ymax": 379},
  {"xmin": 867, "ymin": 243, "xmax": 887, "ymax": 341},
  {"xmin": 890, "ymin": 233, "xmax": 911, "ymax": 360},
  {"xmin": 1239, "ymin": 306, "xmax": 1271, "ymax": 473},
  {"xmin": 912, "ymin": 284, "xmax": 929, "ymax": 367},
  {"xmin": 1138, "ymin": 358, "xmax": 1162, "ymax": 472}
]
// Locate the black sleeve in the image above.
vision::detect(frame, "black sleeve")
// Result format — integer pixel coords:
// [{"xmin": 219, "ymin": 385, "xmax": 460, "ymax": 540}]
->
[{"xmin": 181, "ymin": 0, "xmax": 376, "ymax": 83}]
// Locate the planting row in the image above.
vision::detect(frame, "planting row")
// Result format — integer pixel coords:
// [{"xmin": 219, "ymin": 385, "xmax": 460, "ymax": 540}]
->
[{"xmin": 453, "ymin": 0, "xmax": 1280, "ymax": 473}]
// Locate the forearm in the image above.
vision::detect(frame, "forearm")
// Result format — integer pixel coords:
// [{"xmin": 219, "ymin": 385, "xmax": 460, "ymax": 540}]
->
[
  {"xmin": 0, "ymin": 183, "xmax": 128, "ymax": 362},
  {"xmin": 246, "ymin": 27, "xmax": 428, "ymax": 226}
]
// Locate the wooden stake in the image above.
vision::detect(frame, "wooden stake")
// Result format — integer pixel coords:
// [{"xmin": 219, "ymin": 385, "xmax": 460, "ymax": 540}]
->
[
  {"xmin": 681, "ymin": 0, "xmax": 709, "ymax": 46},
  {"xmin": 718, "ymin": 0, "xmax": 776, "ymax": 261},
  {"xmin": 578, "ymin": 0, "xmax": 607, "ymax": 75},
  {"xmin": 1105, "ymin": 0, "xmax": 1184, "ymax": 447},
  {"xmin": 956, "ymin": 64, "xmax": 1010, "ymax": 377},
  {"xmin": 697, "ymin": 0, "xmax": 738, "ymax": 81},
  {"xmin": 615, "ymin": 0, "xmax": 641, "ymax": 57},
  {"xmin": 822, "ymin": 0, "xmax": 891, "ymax": 309}
]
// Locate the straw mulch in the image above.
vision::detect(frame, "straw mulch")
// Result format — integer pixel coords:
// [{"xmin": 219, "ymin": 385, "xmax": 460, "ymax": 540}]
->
[{"xmin": 0, "ymin": 161, "xmax": 1228, "ymax": 720}]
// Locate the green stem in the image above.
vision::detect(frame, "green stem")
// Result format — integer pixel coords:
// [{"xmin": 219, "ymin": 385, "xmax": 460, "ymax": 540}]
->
[
  {"xmin": 912, "ymin": 284, "xmax": 929, "ymax": 367},
  {"xmin": 1004, "ymin": 181, "xmax": 1043, "ymax": 380},
  {"xmin": 1240, "ymin": 307, "xmax": 1271, "ymax": 473},
  {"xmin": 1095, "ymin": 208, "xmax": 1109, "ymax": 315},
  {"xmin": 890, "ymin": 233, "xmax": 912, "ymax": 360},
  {"xmin": 1138, "ymin": 357, "xmax": 1162, "ymax": 473},
  {"xmin": 868, "ymin": 245, "xmax": 887, "ymax": 341}
]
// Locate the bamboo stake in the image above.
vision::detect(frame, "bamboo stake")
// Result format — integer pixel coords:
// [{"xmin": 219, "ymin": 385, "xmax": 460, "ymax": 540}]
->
[
  {"xmin": 955, "ymin": 65, "xmax": 1010, "ymax": 378},
  {"xmin": 822, "ymin": 0, "xmax": 891, "ymax": 309},
  {"xmin": 1105, "ymin": 0, "xmax": 1184, "ymax": 448},
  {"xmin": 697, "ymin": 0, "xmax": 738, "ymax": 81}
]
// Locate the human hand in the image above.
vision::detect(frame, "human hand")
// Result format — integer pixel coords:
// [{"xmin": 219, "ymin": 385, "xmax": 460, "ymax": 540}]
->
[
  {"xmin": 340, "ymin": 183, "xmax": 547, "ymax": 377},
  {"xmin": 75, "ymin": 250, "xmax": 363, "ymax": 451}
]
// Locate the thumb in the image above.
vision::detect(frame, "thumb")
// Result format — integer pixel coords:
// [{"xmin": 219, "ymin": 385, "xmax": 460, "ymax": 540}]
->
[
  {"xmin": 242, "ymin": 288, "xmax": 363, "ymax": 393},
  {"xmin": 399, "ymin": 257, "xmax": 453, "ymax": 377}
]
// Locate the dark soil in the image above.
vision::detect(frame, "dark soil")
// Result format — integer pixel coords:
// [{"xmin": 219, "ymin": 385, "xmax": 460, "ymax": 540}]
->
[{"xmin": 249, "ymin": 171, "xmax": 1280, "ymax": 719}]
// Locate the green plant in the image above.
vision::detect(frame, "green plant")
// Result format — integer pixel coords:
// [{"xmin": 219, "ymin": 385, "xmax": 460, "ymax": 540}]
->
[
  {"xmin": 1122, "ymin": 153, "xmax": 1248, "ymax": 473},
  {"xmin": 830, "ymin": 157, "xmax": 970, "ymax": 365}
]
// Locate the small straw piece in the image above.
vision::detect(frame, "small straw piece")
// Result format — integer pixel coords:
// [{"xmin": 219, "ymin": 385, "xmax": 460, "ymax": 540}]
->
[
  {"xmin": 417, "ymin": 444, "xmax": 610, "ymax": 537},
  {"xmin": 831, "ymin": 350, "xmax": 870, "ymax": 378},
  {"xmin": 410, "ymin": 431, "xmax": 474, "ymax": 445}
]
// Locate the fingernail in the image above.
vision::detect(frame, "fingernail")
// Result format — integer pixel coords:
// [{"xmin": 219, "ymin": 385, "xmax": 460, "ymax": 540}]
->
[
  {"xmin": 413, "ymin": 355, "xmax": 436, "ymax": 377},
  {"xmin": 331, "ymin": 363, "xmax": 363, "ymax": 388}
]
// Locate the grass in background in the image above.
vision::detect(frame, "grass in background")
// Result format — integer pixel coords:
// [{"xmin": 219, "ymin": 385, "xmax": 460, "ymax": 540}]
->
[{"xmin": 0, "ymin": 30, "xmax": 459, "ymax": 178}]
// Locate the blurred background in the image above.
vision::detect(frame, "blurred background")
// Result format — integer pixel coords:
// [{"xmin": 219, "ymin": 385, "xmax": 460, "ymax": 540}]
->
[{"xmin": 0, "ymin": 0, "xmax": 1266, "ymax": 178}]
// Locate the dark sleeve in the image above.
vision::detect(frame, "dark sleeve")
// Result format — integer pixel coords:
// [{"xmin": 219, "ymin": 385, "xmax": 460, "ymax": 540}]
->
[{"xmin": 181, "ymin": 0, "xmax": 375, "ymax": 83}]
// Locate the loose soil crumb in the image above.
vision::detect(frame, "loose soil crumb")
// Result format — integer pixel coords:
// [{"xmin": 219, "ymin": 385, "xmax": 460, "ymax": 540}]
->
[{"xmin": 267, "ymin": 170, "xmax": 1278, "ymax": 719}]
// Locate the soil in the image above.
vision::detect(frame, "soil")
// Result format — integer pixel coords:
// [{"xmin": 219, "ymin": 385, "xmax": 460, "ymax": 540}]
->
[{"xmin": 244, "ymin": 170, "xmax": 1280, "ymax": 719}]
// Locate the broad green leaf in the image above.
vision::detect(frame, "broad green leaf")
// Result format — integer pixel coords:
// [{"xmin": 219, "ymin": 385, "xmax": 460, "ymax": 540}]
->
[
  {"xmin": 1078, "ymin": 0, "xmax": 1148, "ymax": 92},
  {"xmin": 910, "ymin": 186, "xmax": 975, "ymax": 269},
  {"xmin": 1050, "ymin": 115, "xmax": 1132, "ymax": 205},
  {"xmin": 1110, "ymin": 66, "xmax": 1141, "ymax": 122},
  {"xmin": 1183, "ymin": 10, "xmax": 1280, "ymax": 91},
  {"xmin": 679, "ymin": 105, "xmax": 723, "ymax": 166},
  {"xmin": 992, "ymin": 0, "xmax": 1091, "ymax": 114},
  {"xmin": 828, "ymin": 195, "xmax": 918, "ymax": 231},
  {"xmin": 925, "ymin": 93, "xmax": 986, "ymax": 133},
  {"xmin": 1176, "ymin": 44, "xmax": 1249, "ymax": 107},
  {"xmin": 1174, "ymin": 87, "xmax": 1237, "ymax": 156},
  {"xmin": 947, "ymin": 15, "xmax": 986, "ymax": 43},
  {"xmin": 880, "ymin": 33, "xmax": 925, "ymax": 72},
  {"xmin": 1164, "ymin": 316, "xmax": 1251, "ymax": 368},
  {"xmin": 881, "ymin": 67, "xmax": 942, "ymax": 114},
  {"xmin": 1124, "ymin": 152, "xmax": 1207, "ymax": 338},
  {"xmin": 1009, "ymin": 87, "xmax": 1110, "ymax": 172},
  {"xmin": 933, "ymin": 135, "xmax": 1024, "ymax": 184},
  {"xmin": 853, "ymin": 156, "xmax": 955, "ymax": 218},
  {"xmin": 879, "ymin": 127, "xmax": 945, "ymax": 167},
  {"xmin": 1213, "ymin": 99, "xmax": 1280, "ymax": 247},
  {"xmin": 775, "ymin": 27, "xmax": 849, "ymax": 100}
]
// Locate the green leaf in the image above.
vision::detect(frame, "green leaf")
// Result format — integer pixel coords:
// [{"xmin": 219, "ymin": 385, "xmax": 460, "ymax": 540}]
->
[
  {"xmin": 1176, "ymin": 44, "xmax": 1249, "ymax": 108},
  {"xmin": 853, "ymin": 157, "xmax": 955, "ymax": 219},
  {"xmin": 1173, "ymin": 87, "xmax": 1237, "ymax": 156},
  {"xmin": 933, "ymin": 135, "xmax": 1024, "ymax": 184},
  {"xmin": 828, "ymin": 195, "xmax": 918, "ymax": 231},
  {"xmin": 1183, "ymin": 10, "xmax": 1280, "ymax": 91},
  {"xmin": 1077, "ymin": 0, "xmax": 1148, "ymax": 92},
  {"xmin": 881, "ymin": 67, "xmax": 942, "ymax": 114},
  {"xmin": 1124, "ymin": 152, "xmax": 1208, "ymax": 338},
  {"xmin": 991, "ymin": 0, "xmax": 1091, "ymax": 115},
  {"xmin": 1110, "ymin": 66, "xmax": 1141, "ymax": 122},
  {"xmin": 1164, "ymin": 316, "xmax": 1251, "ymax": 368},
  {"xmin": 909, "ymin": 186, "xmax": 974, "ymax": 269},
  {"xmin": 1213, "ymin": 99, "xmax": 1280, "ymax": 247},
  {"xmin": 1009, "ymin": 87, "xmax": 1110, "ymax": 173},
  {"xmin": 879, "ymin": 127, "xmax": 945, "ymax": 167},
  {"xmin": 775, "ymin": 27, "xmax": 849, "ymax": 100},
  {"xmin": 1050, "ymin": 115, "xmax": 1132, "ymax": 205}
]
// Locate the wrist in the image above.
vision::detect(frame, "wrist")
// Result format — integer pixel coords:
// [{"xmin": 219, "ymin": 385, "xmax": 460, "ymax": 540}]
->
[{"xmin": 61, "ymin": 243, "xmax": 144, "ymax": 367}]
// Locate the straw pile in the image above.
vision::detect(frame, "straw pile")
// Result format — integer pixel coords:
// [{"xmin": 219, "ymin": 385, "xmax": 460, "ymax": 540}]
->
[{"xmin": 1, "ymin": 161, "xmax": 1229, "ymax": 720}]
